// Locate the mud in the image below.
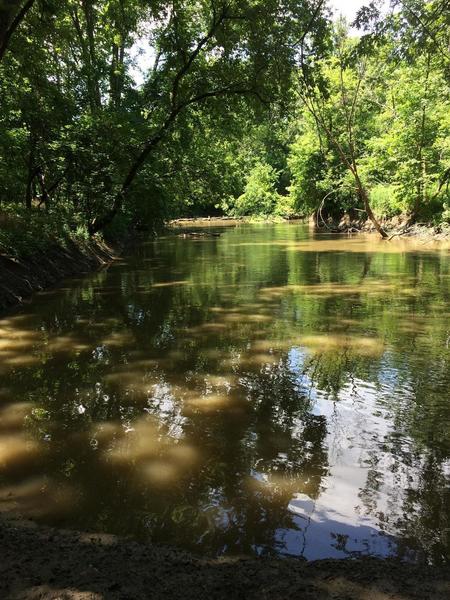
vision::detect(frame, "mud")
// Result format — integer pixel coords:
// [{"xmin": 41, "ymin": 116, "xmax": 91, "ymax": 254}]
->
[
  {"xmin": 1, "ymin": 518, "xmax": 449, "ymax": 600},
  {"xmin": 0, "ymin": 240, "xmax": 115, "ymax": 313}
]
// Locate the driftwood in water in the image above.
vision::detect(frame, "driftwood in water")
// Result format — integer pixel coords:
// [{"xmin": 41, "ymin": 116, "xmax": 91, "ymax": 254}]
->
[{"xmin": 178, "ymin": 231, "xmax": 222, "ymax": 238}]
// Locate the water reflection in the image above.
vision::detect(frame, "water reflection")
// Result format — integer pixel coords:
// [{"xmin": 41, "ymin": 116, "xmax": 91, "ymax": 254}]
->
[{"xmin": 0, "ymin": 224, "xmax": 449, "ymax": 564}]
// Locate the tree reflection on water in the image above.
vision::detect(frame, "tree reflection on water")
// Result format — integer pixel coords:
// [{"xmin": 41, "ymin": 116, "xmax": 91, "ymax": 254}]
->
[{"xmin": 0, "ymin": 224, "xmax": 449, "ymax": 563}]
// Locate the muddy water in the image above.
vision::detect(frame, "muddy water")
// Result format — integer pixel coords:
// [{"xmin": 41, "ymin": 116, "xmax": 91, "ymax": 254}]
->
[{"xmin": 0, "ymin": 223, "xmax": 449, "ymax": 563}]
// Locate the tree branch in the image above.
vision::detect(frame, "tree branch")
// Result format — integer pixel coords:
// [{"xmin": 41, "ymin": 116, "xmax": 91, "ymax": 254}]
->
[
  {"xmin": 89, "ymin": 84, "xmax": 267, "ymax": 234},
  {"xmin": 171, "ymin": 4, "xmax": 228, "ymax": 108},
  {"xmin": 0, "ymin": 0, "xmax": 35, "ymax": 61}
]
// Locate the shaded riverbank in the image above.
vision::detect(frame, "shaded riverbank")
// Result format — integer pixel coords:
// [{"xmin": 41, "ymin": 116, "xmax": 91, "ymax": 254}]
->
[
  {"xmin": 1, "ymin": 518, "xmax": 449, "ymax": 600},
  {"xmin": 0, "ymin": 240, "xmax": 116, "ymax": 313},
  {"xmin": 1, "ymin": 217, "xmax": 448, "ymax": 315}
]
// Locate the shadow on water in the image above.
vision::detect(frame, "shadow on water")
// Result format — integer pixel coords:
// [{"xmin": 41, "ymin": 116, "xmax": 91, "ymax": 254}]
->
[{"xmin": 0, "ymin": 223, "xmax": 449, "ymax": 564}]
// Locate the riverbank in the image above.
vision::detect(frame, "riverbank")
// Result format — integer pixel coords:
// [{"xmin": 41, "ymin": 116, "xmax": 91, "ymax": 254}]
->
[
  {"xmin": 1, "ymin": 216, "xmax": 448, "ymax": 315},
  {"xmin": 168, "ymin": 216, "xmax": 450, "ymax": 240},
  {"xmin": 1, "ymin": 518, "xmax": 449, "ymax": 600},
  {"xmin": 168, "ymin": 216, "xmax": 304, "ymax": 227},
  {"xmin": 0, "ymin": 239, "xmax": 116, "ymax": 314},
  {"xmin": 311, "ymin": 212, "xmax": 450, "ymax": 240}
]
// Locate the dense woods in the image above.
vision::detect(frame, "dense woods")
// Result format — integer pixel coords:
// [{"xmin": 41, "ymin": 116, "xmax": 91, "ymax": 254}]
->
[{"xmin": 0, "ymin": 0, "xmax": 449, "ymax": 253}]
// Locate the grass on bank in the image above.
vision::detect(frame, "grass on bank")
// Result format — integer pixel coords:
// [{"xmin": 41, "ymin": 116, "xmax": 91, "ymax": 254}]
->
[{"xmin": 0, "ymin": 204, "xmax": 94, "ymax": 259}]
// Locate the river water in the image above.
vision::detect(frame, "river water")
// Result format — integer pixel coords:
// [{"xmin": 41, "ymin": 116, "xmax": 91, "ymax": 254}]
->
[{"xmin": 0, "ymin": 223, "xmax": 449, "ymax": 563}]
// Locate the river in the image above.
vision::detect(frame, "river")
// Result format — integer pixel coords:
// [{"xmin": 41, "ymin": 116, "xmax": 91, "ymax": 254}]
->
[{"xmin": 0, "ymin": 223, "xmax": 449, "ymax": 564}]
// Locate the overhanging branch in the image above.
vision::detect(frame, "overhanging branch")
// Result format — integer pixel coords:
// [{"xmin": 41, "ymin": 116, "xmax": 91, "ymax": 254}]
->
[{"xmin": 0, "ymin": 0, "xmax": 36, "ymax": 61}]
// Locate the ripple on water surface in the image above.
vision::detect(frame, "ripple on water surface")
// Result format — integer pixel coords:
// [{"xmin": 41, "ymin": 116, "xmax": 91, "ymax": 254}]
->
[{"xmin": 0, "ymin": 224, "xmax": 449, "ymax": 564}]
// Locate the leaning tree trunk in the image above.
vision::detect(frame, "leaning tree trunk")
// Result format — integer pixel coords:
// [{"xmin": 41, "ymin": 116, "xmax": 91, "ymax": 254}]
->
[
  {"xmin": 0, "ymin": 0, "xmax": 35, "ymax": 61},
  {"xmin": 354, "ymin": 173, "xmax": 388, "ymax": 239}
]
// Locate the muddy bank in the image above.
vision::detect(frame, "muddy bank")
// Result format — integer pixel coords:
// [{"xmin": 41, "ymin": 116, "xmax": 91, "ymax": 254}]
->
[
  {"xmin": 0, "ymin": 240, "xmax": 116, "ymax": 314},
  {"xmin": 312, "ymin": 213, "xmax": 450, "ymax": 240},
  {"xmin": 1, "ymin": 519, "xmax": 449, "ymax": 600},
  {"xmin": 168, "ymin": 216, "xmax": 306, "ymax": 227},
  {"xmin": 168, "ymin": 215, "xmax": 450, "ymax": 240}
]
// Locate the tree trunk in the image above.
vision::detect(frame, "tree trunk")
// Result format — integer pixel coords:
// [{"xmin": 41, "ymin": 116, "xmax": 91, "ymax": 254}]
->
[
  {"xmin": 81, "ymin": 0, "xmax": 101, "ymax": 109},
  {"xmin": 320, "ymin": 116, "xmax": 388, "ymax": 239},
  {"xmin": 0, "ymin": 0, "xmax": 35, "ymax": 61},
  {"xmin": 25, "ymin": 140, "xmax": 37, "ymax": 209},
  {"xmin": 110, "ymin": 42, "xmax": 125, "ymax": 107},
  {"xmin": 356, "ymin": 177, "xmax": 388, "ymax": 239},
  {"xmin": 37, "ymin": 169, "xmax": 50, "ymax": 210}
]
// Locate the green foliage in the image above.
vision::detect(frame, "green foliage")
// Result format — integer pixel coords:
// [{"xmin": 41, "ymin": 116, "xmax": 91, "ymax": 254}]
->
[
  {"xmin": 369, "ymin": 185, "xmax": 402, "ymax": 217},
  {"xmin": 287, "ymin": 126, "xmax": 327, "ymax": 215},
  {"xmin": 363, "ymin": 53, "xmax": 450, "ymax": 217},
  {"xmin": 231, "ymin": 162, "xmax": 283, "ymax": 216},
  {"xmin": 0, "ymin": 0, "xmax": 449, "ymax": 249},
  {"xmin": 0, "ymin": 0, "xmax": 331, "ymax": 239},
  {"xmin": 443, "ymin": 206, "xmax": 450, "ymax": 223},
  {"xmin": 0, "ymin": 203, "xmax": 90, "ymax": 258},
  {"xmin": 286, "ymin": 16, "xmax": 450, "ymax": 223}
]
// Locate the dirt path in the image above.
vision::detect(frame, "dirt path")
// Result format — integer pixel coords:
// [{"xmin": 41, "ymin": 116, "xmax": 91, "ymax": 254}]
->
[{"xmin": 1, "ymin": 519, "xmax": 449, "ymax": 600}]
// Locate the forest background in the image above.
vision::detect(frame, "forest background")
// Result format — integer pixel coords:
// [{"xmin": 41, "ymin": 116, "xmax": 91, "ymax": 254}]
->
[{"xmin": 0, "ymin": 0, "xmax": 449, "ymax": 255}]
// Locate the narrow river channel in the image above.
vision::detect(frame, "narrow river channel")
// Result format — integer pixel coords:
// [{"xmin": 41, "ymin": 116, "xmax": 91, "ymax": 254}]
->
[{"xmin": 1, "ymin": 223, "xmax": 449, "ymax": 564}]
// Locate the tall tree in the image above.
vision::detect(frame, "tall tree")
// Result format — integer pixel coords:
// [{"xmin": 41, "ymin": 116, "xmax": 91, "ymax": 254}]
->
[
  {"xmin": 89, "ymin": 0, "xmax": 330, "ymax": 232},
  {"xmin": 298, "ymin": 22, "xmax": 388, "ymax": 237}
]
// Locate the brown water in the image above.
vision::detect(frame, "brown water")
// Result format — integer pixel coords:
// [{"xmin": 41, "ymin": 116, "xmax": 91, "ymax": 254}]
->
[{"xmin": 1, "ymin": 223, "xmax": 449, "ymax": 563}]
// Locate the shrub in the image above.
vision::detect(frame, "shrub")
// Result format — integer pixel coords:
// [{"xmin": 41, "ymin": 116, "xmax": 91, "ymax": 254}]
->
[
  {"xmin": 369, "ymin": 184, "xmax": 403, "ymax": 217},
  {"xmin": 0, "ymin": 203, "xmax": 91, "ymax": 258},
  {"xmin": 232, "ymin": 163, "xmax": 281, "ymax": 216}
]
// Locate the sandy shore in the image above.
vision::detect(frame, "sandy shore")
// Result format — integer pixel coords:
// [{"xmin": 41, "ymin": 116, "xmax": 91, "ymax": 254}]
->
[{"xmin": 1, "ymin": 518, "xmax": 449, "ymax": 600}]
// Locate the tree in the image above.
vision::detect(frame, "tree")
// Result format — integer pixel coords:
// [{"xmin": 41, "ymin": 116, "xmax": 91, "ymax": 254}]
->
[
  {"xmin": 0, "ymin": 0, "xmax": 35, "ymax": 61},
  {"xmin": 0, "ymin": 0, "xmax": 330, "ymax": 234},
  {"xmin": 89, "ymin": 0, "xmax": 329, "ymax": 232},
  {"xmin": 232, "ymin": 162, "xmax": 282, "ymax": 216},
  {"xmin": 1, "ymin": 0, "xmax": 449, "ymax": 237},
  {"xmin": 297, "ymin": 22, "xmax": 388, "ymax": 237}
]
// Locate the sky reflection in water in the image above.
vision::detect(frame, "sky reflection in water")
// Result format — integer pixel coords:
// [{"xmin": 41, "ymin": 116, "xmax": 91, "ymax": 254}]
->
[{"xmin": 0, "ymin": 224, "xmax": 449, "ymax": 564}]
